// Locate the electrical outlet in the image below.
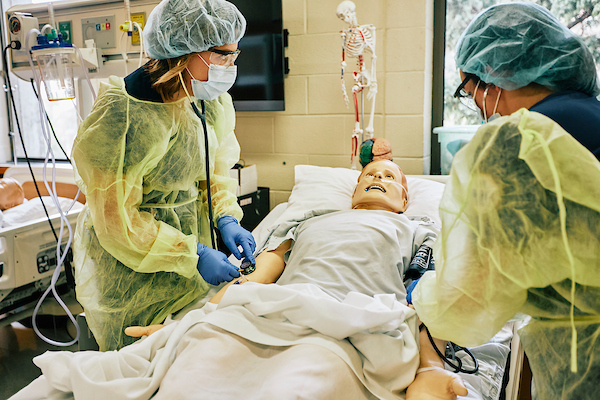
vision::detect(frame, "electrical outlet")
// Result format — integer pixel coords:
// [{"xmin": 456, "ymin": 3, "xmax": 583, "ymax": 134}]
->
[
  {"xmin": 130, "ymin": 12, "xmax": 145, "ymax": 45},
  {"xmin": 81, "ymin": 15, "xmax": 116, "ymax": 49}
]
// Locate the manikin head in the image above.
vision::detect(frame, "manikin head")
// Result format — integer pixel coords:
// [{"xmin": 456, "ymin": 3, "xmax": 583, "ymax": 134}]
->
[
  {"xmin": 336, "ymin": 1, "xmax": 358, "ymax": 26},
  {"xmin": 352, "ymin": 160, "xmax": 408, "ymax": 213},
  {"xmin": 0, "ymin": 177, "xmax": 25, "ymax": 211}
]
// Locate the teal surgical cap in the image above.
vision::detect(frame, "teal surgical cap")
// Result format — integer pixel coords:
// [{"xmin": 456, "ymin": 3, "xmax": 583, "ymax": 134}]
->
[
  {"xmin": 143, "ymin": 0, "xmax": 246, "ymax": 60},
  {"xmin": 456, "ymin": 2, "xmax": 600, "ymax": 96}
]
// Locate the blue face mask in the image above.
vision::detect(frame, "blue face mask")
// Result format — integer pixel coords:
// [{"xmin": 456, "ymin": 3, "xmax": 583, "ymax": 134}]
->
[{"xmin": 187, "ymin": 55, "xmax": 237, "ymax": 101}]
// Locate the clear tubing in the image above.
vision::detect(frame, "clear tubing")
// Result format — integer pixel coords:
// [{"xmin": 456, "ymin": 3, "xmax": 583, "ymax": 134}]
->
[
  {"xmin": 48, "ymin": 3, "xmax": 56, "ymax": 31},
  {"xmin": 124, "ymin": 0, "xmax": 132, "ymax": 32},
  {"xmin": 40, "ymin": 24, "xmax": 53, "ymax": 35},
  {"xmin": 132, "ymin": 21, "xmax": 144, "ymax": 67},
  {"xmin": 26, "ymin": 28, "xmax": 81, "ymax": 347},
  {"xmin": 120, "ymin": 31, "xmax": 129, "ymax": 75},
  {"xmin": 25, "ymin": 28, "xmax": 41, "ymax": 52},
  {"xmin": 73, "ymin": 44, "xmax": 97, "ymax": 101}
]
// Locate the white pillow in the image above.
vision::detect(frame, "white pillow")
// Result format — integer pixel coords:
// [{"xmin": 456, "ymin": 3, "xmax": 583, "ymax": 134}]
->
[{"xmin": 275, "ymin": 165, "xmax": 445, "ymax": 227}]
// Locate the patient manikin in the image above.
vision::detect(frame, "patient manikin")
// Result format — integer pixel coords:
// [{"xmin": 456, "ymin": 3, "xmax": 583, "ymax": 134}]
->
[
  {"xmin": 0, "ymin": 177, "xmax": 25, "ymax": 227},
  {"xmin": 0, "ymin": 177, "xmax": 25, "ymax": 211},
  {"xmin": 127, "ymin": 160, "xmax": 467, "ymax": 400}
]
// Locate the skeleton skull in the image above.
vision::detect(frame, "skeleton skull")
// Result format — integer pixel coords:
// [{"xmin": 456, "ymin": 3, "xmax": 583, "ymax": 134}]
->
[{"xmin": 336, "ymin": 1, "xmax": 358, "ymax": 26}]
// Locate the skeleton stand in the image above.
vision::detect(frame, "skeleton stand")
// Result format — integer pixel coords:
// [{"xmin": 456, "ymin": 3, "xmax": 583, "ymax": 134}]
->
[{"xmin": 338, "ymin": 1, "xmax": 377, "ymax": 169}]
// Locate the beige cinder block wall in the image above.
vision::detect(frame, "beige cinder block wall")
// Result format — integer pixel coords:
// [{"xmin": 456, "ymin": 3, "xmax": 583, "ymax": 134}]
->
[{"xmin": 234, "ymin": 0, "xmax": 434, "ymax": 208}]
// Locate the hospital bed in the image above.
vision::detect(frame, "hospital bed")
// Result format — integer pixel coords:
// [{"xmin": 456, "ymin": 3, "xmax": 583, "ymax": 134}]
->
[
  {"xmin": 0, "ymin": 164, "xmax": 84, "ymax": 326},
  {"xmin": 9, "ymin": 164, "xmax": 527, "ymax": 400}
]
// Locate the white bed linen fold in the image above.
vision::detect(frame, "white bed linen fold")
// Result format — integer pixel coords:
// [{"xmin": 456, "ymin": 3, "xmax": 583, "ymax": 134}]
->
[{"xmin": 11, "ymin": 283, "xmax": 419, "ymax": 400}]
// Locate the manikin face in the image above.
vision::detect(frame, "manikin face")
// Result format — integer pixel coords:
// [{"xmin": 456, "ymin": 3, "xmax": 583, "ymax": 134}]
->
[
  {"xmin": 0, "ymin": 177, "xmax": 25, "ymax": 210},
  {"xmin": 352, "ymin": 160, "xmax": 408, "ymax": 213}
]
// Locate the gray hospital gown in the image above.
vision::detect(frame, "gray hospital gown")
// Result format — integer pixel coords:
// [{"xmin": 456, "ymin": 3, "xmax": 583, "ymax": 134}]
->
[{"xmin": 270, "ymin": 209, "xmax": 439, "ymax": 301}]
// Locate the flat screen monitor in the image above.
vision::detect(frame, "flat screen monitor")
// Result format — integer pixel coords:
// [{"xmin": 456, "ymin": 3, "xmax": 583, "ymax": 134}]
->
[{"xmin": 229, "ymin": 0, "xmax": 285, "ymax": 111}]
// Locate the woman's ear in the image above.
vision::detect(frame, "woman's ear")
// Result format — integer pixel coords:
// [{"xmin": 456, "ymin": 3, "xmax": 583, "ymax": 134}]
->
[{"xmin": 489, "ymin": 84, "xmax": 500, "ymax": 93}]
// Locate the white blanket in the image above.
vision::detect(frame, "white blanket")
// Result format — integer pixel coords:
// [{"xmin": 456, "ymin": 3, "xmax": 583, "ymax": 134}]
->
[
  {"xmin": 1, "ymin": 197, "xmax": 84, "ymax": 229},
  {"xmin": 12, "ymin": 283, "xmax": 420, "ymax": 400}
]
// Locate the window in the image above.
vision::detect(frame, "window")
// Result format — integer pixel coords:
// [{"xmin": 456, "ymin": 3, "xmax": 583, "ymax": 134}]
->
[{"xmin": 443, "ymin": 0, "xmax": 600, "ymax": 125}]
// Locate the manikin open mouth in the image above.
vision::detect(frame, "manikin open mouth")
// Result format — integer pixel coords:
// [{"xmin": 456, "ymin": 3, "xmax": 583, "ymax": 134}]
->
[{"xmin": 365, "ymin": 184, "xmax": 386, "ymax": 192}]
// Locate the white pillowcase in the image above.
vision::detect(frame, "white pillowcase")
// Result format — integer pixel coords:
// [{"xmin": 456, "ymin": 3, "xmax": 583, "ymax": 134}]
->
[{"xmin": 274, "ymin": 165, "xmax": 445, "ymax": 227}]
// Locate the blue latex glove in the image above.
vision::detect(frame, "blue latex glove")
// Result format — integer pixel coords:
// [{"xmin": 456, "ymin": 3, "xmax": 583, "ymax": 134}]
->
[
  {"xmin": 217, "ymin": 216, "xmax": 256, "ymax": 263},
  {"xmin": 406, "ymin": 278, "xmax": 420, "ymax": 305},
  {"xmin": 196, "ymin": 243, "xmax": 240, "ymax": 285}
]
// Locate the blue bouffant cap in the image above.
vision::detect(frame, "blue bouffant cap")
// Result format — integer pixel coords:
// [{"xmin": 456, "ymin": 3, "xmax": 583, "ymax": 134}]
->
[
  {"xmin": 456, "ymin": 2, "xmax": 599, "ymax": 96},
  {"xmin": 143, "ymin": 0, "xmax": 246, "ymax": 60}
]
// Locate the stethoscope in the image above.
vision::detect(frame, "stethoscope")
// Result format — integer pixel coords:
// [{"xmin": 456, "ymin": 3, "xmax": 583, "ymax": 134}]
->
[
  {"xmin": 422, "ymin": 323, "xmax": 479, "ymax": 374},
  {"xmin": 179, "ymin": 72, "xmax": 218, "ymax": 250}
]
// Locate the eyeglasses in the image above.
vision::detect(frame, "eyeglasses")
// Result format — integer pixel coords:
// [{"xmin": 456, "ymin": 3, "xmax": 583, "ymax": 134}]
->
[
  {"xmin": 454, "ymin": 74, "xmax": 480, "ymax": 111},
  {"xmin": 208, "ymin": 48, "xmax": 241, "ymax": 66}
]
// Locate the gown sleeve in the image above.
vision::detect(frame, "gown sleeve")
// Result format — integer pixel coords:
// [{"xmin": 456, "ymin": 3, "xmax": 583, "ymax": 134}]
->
[
  {"xmin": 204, "ymin": 93, "xmax": 243, "ymax": 222},
  {"xmin": 414, "ymin": 109, "xmax": 600, "ymax": 346}
]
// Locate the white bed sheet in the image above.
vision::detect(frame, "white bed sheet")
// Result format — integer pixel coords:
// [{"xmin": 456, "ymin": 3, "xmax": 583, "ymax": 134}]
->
[
  {"xmin": 12, "ymin": 283, "xmax": 420, "ymax": 400},
  {"xmin": 0, "ymin": 196, "xmax": 84, "ymax": 229}
]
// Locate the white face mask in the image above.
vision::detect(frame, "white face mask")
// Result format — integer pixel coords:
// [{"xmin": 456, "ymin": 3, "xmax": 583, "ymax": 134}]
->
[
  {"xmin": 187, "ymin": 55, "xmax": 237, "ymax": 101},
  {"xmin": 480, "ymin": 86, "xmax": 502, "ymax": 123}
]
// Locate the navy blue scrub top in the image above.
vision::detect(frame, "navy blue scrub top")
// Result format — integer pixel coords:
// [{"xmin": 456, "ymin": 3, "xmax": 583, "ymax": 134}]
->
[
  {"xmin": 124, "ymin": 63, "xmax": 163, "ymax": 103},
  {"xmin": 529, "ymin": 91, "xmax": 600, "ymax": 160}
]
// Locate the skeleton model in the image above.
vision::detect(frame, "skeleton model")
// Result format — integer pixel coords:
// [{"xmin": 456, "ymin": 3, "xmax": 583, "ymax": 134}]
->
[{"xmin": 337, "ymin": 0, "xmax": 377, "ymax": 168}]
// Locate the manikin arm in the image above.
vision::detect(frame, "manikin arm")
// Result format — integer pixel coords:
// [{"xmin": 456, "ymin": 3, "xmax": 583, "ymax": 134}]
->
[
  {"xmin": 125, "ymin": 240, "xmax": 291, "ymax": 338},
  {"xmin": 209, "ymin": 240, "xmax": 291, "ymax": 304},
  {"xmin": 406, "ymin": 327, "xmax": 468, "ymax": 400}
]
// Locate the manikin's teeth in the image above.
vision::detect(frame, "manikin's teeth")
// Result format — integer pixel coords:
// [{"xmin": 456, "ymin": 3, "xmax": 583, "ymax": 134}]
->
[{"xmin": 365, "ymin": 185, "xmax": 386, "ymax": 192}]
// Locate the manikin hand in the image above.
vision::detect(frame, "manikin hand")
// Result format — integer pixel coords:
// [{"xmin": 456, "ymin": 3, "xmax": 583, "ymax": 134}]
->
[
  {"xmin": 406, "ymin": 367, "xmax": 468, "ymax": 400},
  {"xmin": 217, "ymin": 216, "xmax": 256, "ymax": 263},
  {"xmin": 124, "ymin": 325, "xmax": 165, "ymax": 338}
]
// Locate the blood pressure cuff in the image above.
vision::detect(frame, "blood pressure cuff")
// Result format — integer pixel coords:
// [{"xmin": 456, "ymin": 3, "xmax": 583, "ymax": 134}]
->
[{"xmin": 404, "ymin": 243, "xmax": 434, "ymax": 287}]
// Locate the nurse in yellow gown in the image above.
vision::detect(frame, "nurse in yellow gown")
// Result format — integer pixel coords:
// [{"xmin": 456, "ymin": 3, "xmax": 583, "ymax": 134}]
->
[{"xmin": 71, "ymin": 0, "xmax": 254, "ymax": 351}]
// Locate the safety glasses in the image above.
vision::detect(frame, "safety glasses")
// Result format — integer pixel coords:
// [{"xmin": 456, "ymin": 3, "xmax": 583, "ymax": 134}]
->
[
  {"xmin": 208, "ymin": 48, "xmax": 241, "ymax": 66},
  {"xmin": 454, "ymin": 73, "xmax": 480, "ymax": 112}
]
